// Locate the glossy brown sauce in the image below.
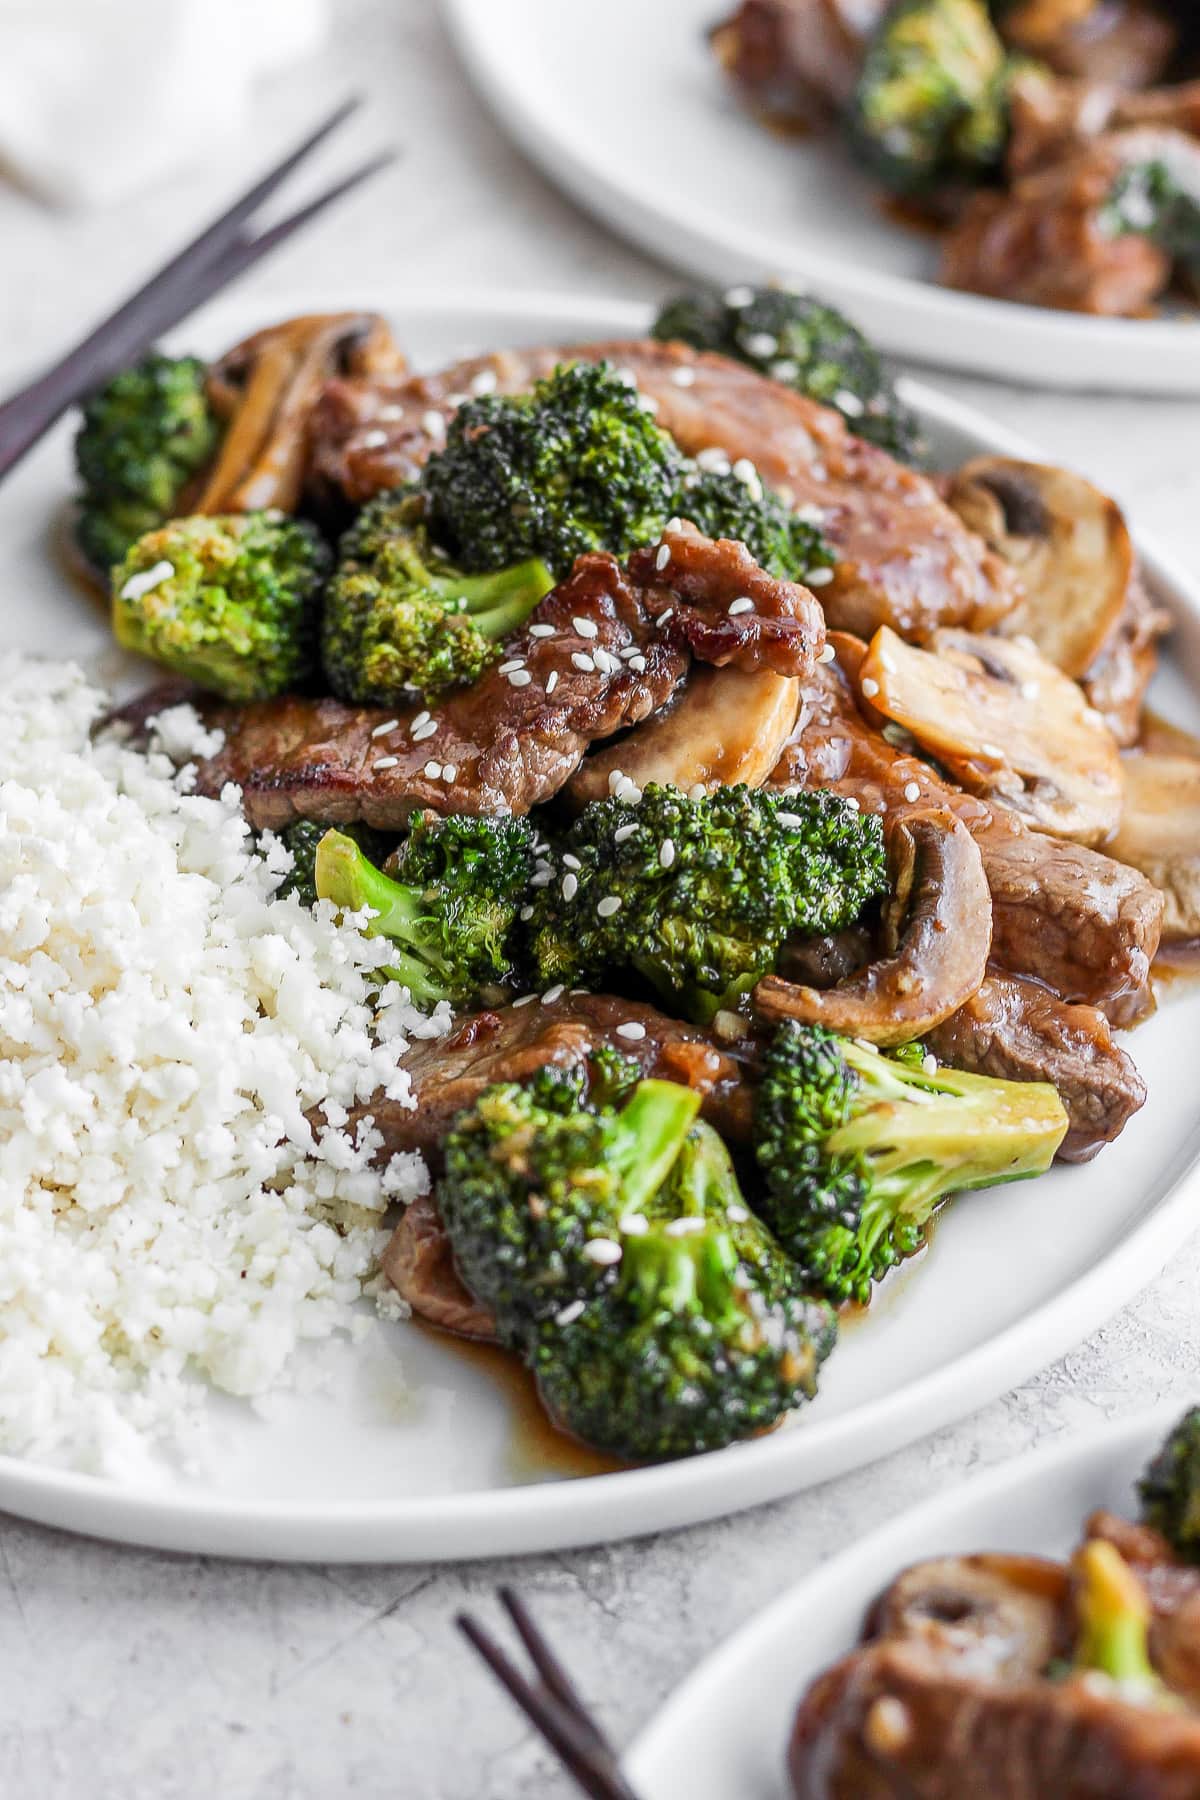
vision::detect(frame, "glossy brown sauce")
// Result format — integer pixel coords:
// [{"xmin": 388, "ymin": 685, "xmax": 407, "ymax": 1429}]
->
[
  {"xmin": 878, "ymin": 195, "xmax": 945, "ymax": 239},
  {"xmin": 427, "ymin": 1329, "xmax": 624, "ymax": 1481}
]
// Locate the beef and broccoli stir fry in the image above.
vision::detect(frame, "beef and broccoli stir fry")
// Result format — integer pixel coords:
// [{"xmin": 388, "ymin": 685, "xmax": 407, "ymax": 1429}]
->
[
  {"xmin": 712, "ymin": 0, "xmax": 1200, "ymax": 317},
  {"xmin": 80, "ymin": 289, "xmax": 1188, "ymax": 1464},
  {"xmin": 789, "ymin": 1407, "xmax": 1200, "ymax": 1797}
]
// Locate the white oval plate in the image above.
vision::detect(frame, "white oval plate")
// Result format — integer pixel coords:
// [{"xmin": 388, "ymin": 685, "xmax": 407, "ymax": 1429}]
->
[
  {"xmin": 3, "ymin": 289, "xmax": 1200, "ymax": 1563},
  {"xmin": 443, "ymin": 0, "xmax": 1200, "ymax": 394},
  {"xmin": 627, "ymin": 1405, "xmax": 1186, "ymax": 1797}
]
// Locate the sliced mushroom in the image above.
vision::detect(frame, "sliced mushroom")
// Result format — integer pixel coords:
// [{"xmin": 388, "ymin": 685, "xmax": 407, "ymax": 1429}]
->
[
  {"xmin": 199, "ymin": 312, "xmax": 405, "ymax": 514},
  {"xmin": 754, "ymin": 808, "xmax": 992, "ymax": 1044},
  {"xmin": 1109, "ymin": 752, "xmax": 1200, "ymax": 942},
  {"xmin": 943, "ymin": 458, "xmax": 1134, "ymax": 681},
  {"xmin": 869, "ymin": 1554, "xmax": 1070, "ymax": 1680},
  {"xmin": 565, "ymin": 666, "xmax": 800, "ymax": 809},
  {"xmin": 858, "ymin": 626, "xmax": 1123, "ymax": 846}
]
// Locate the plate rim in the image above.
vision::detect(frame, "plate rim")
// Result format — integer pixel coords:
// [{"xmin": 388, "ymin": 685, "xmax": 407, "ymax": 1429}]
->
[
  {"xmin": 441, "ymin": 0, "xmax": 1200, "ymax": 392},
  {"xmin": 3, "ymin": 284, "xmax": 1199, "ymax": 1564},
  {"xmin": 624, "ymin": 1400, "xmax": 1187, "ymax": 1789}
]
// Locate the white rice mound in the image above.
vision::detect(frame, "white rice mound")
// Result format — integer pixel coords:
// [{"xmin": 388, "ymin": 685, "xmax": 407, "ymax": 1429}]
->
[{"xmin": 0, "ymin": 654, "xmax": 450, "ymax": 1476}]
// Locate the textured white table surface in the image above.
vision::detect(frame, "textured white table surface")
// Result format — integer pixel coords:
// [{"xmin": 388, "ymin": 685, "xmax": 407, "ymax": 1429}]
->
[{"xmin": 2, "ymin": 4, "xmax": 1200, "ymax": 1796}]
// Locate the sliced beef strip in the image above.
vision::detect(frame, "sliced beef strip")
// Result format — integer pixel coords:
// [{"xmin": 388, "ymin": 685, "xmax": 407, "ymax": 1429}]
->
[
  {"xmin": 1083, "ymin": 567, "xmax": 1172, "ymax": 748},
  {"xmin": 626, "ymin": 524, "xmax": 825, "ymax": 678},
  {"xmin": 330, "ymin": 993, "xmax": 757, "ymax": 1171},
  {"xmin": 366, "ymin": 994, "xmax": 757, "ymax": 1339},
  {"xmin": 926, "ymin": 971, "xmax": 1146, "ymax": 1161},
  {"xmin": 188, "ymin": 551, "xmax": 687, "ymax": 830},
  {"xmin": 770, "ymin": 648, "xmax": 1162, "ymax": 1025},
  {"xmin": 709, "ymin": 0, "xmax": 885, "ymax": 126},
  {"xmin": 308, "ymin": 337, "xmax": 1017, "ymax": 644},
  {"xmin": 788, "ymin": 1634, "xmax": 1200, "ymax": 1800}
]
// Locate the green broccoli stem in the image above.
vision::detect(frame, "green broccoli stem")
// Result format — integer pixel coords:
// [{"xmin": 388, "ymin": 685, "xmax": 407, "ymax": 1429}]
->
[
  {"xmin": 609, "ymin": 1081, "xmax": 703, "ymax": 1217},
  {"xmin": 314, "ymin": 827, "xmax": 454, "ymax": 1005},
  {"xmin": 433, "ymin": 557, "xmax": 554, "ymax": 639},
  {"xmin": 1073, "ymin": 1541, "xmax": 1165, "ymax": 1697},
  {"xmin": 622, "ymin": 1226, "xmax": 740, "ymax": 1322}
]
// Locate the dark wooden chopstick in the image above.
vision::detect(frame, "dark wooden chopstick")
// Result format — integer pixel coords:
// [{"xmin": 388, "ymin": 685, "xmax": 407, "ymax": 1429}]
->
[
  {"xmin": 458, "ymin": 1589, "xmax": 644, "ymax": 1800},
  {"xmin": 0, "ymin": 97, "xmax": 394, "ymax": 483}
]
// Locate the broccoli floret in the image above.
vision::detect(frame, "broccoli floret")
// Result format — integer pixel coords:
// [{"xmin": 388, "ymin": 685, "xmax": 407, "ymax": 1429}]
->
[
  {"xmin": 532, "ymin": 1219, "xmax": 834, "ymax": 1461},
  {"xmin": 438, "ymin": 1074, "xmax": 705, "ymax": 1338},
  {"xmin": 1102, "ymin": 161, "xmax": 1200, "ymax": 275},
  {"xmin": 528, "ymin": 784, "xmax": 887, "ymax": 1023},
  {"xmin": 1139, "ymin": 1406, "xmax": 1200, "ymax": 1560},
  {"xmin": 1070, "ymin": 1540, "xmax": 1173, "ymax": 1707},
  {"xmin": 422, "ymin": 361, "xmax": 683, "ymax": 576},
  {"xmin": 74, "ymin": 353, "xmax": 222, "ymax": 577},
  {"xmin": 754, "ymin": 1020, "xmax": 1068, "ymax": 1305},
  {"xmin": 271, "ymin": 819, "xmax": 392, "ymax": 906},
  {"xmin": 850, "ymin": 0, "xmax": 1011, "ymax": 198},
  {"xmin": 652, "ymin": 287, "xmax": 923, "ymax": 463},
  {"xmin": 321, "ymin": 488, "xmax": 554, "ymax": 705},
  {"xmin": 315, "ymin": 813, "xmax": 535, "ymax": 1008},
  {"xmin": 420, "ymin": 359, "xmax": 833, "ymax": 582},
  {"xmin": 112, "ymin": 512, "xmax": 329, "ymax": 701}
]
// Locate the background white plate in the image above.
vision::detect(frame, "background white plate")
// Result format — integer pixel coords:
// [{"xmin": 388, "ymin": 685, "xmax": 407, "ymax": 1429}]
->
[
  {"xmin": 443, "ymin": 0, "xmax": 1200, "ymax": 394},
  {"xmin": 627, "ymin": 1405, "xmax": 1186, "ymax": 1798},
  {"xmin": 3, "ymin": 289, "xmax": 1200, "ymax": 1563}
]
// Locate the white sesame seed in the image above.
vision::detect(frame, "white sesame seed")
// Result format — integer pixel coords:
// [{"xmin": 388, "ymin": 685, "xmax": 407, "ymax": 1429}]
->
[
  {"xmin": 582, "ymin": 1237, "xmax": 622, "ymax": 1266},
  {"xmin": 530, "ymin": 870, "xmax": 553, "ymax": 888},
  {"xmin": 561, "ymin": 872, "xmax": 578, "ymax": 901},
  {"xmin": 608, "ymin": 770, "xmax": 627, "ymax": 793},
  {"xmin": 412, "ymin": 719, "xmax": 438, "ymax": 742},
  {"xmin": 629, "ymin": 655, "xmax": 647, "ymax": 673},
  {"xmin": 373, "ymin": 755, "xmax": 399, "ymax": 770},
  {"xmin": 423, "ymin": 760, "xmax": 442, "ymax": 780},
  {"xmin": 371, "ymin": 719, "xmax": 400, "ymax": 738},
  {"xmin": 903, "ymin": 781, "xmax": 920, "ymax": 803},
  {"xmin": 727, "ymin": 1204, "xmax": 750, "ymax": 1223},
  {"xmin": 573, "ymin": 616, "xmax": 599, "ymax": 639},
  {"xmin": 817, "ymin": 643, "xmax": 836, "ymax": 663},
  {"xmin": 562, "ymin": 853, "xmax": 582, "ymax": 870},
  {"xmin": 671, "ymin": 366, "xmax": 696, "ymax": 387},
  {"xmin": 922, "ymin": 1053, "xmax": 938, "ymax": 1076},
  {"xmin": 655, "ymin": 608, "xmax": 674, "ymax": 627},
  {"xmin": 618, "ymin": 1213, "xmax": 650, "ymax": 1235},
  {"xmin": 120, "ymin": 560, "xmax": 175, "ymax": 601},
  {"xmin": 497, "ymin": 659, "xmax": 526, "ymax": 675},
  {"xmin": 377, "ymin": 403, "xmax": 405, "ymax": 421},
  {"xmin": 529, "ymin": 622, "xmax": 556, "ymax": 638},
  {"xmin": 770, "ymin": 358, "xmax": 799, "ymax": 383},
  {"xmin": 545, "ymin": 670, "xmax": 559, "ymax": 694},
  {"xmin": 655, "ymin": 543, "xmax": 671, "ymax": 572},
  {"xmin": 615, "ymin": 366, "xmax": 638, "ymax": 388},
  {"xmin": 442, "ymin": 764, "xmax": 458, "ymax": 783},
  {"xmin": 597, "ymin": 895, "xmax": 622, "ymax": 918},
  {"xmin": 444, "ymin": 391, "xmax": 469, "ymax": 409},
  {"xmin": 470, "ymin": 367, "xmax": 498, "ymax": 395},
  {"xmin": 639, "ymin": 395, "xmax": 659, "ymax": 415},
  {"xmin": 359, "ymin": 429, "xmax": 389, "ymax": 449},
  {"xmin": 541, "ymin": 984, "xmax": 566, "ymax": 1005},
  {"xmin": 555, "ymin": 1299, "xmax": 586, "ymax": 1326},
  {"xmin": 844, "ymin": 796, "xmax": 861, "ymax": 810},
  {"xmin": 728, "ymin": 596, "xmax": 755, "ymax": 616},
  {"xmin": 777, "ymin": 812, "xmax": 803, "ymax": 829},
  {"xmin": 1020, "ymin": 680, "xmax": 1039, "ymax": 700},
  {"xmin": 507, "ymin": 669, "xmax": 533, "ymax": 687},
  {"xmin": 696, "ymin": 446, "xmax": 731, "ymax": 474},
  {"xmin": 608, "ymin": 827, "xmax": 634, "ymax": 850},
  {"xmin": 724, "ymin": 285, "xmax": 754, "ymax": 308},
  {"xmin": 658, "ymin": 839, "xmax": 676, "ymax": 869},
  {"xmin": 834, "ymin": 388, "xmax": 865, "ymax": 418},
  {"xmin": 688, "ymin": 783, "xmax": 707, "ymax": 802},
  {"xmin": 571, "ymin": 652, "xmax": 596, "ymax": 673},
  {"xmin": 665, "ymin": 1217, "xmax": 707, "ymax": 1237},
  {"xmin": 616, "ymin": 1020, "xmax": 647, "ymax": 1040},
  {"xmin": 981, "ymin": 742, "xmax": 1005, "ymax": 759},
  {"xmin": 411, "ymin": 710, "xmax": 431, "ymax": 731},
  {"xmin": 806, "ymin": 567, "xmax": 835, "ymax": 588},
  {"xmin": 617, "ymin": 778, "xmax": 643, "ymax": 804},
  {"xmin": 513, "ymin": 993, "xmax": 538, "ymax": 1008},
  {"xmin": 743, "ymin": 332, "xmax": 778, "ymax": 359},
  {"xmin": 421, "ymin": 409, "xmax": 446, "ymax": 439},
  {"xmin": 519, "ymin": 905, "xmax": 534, "ymax": 921},
  {"xmin": 861, "ymin": 677, "xmax": 880, "ymax": 699},
  {"xmin": 732, "ymin": 456, "xmax": 758, "ymax": 484}
]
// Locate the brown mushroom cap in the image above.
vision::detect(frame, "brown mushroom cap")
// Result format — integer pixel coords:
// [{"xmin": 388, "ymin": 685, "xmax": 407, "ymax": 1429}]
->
[
  {"xmin": 754, "ymin": 808, "xmax": 992, "ymax": 1044},
  {"xmin": 857, "ymin": 625, "xmax": 1123, "ymax": 846},
  {"xmin": 564, "ymin": 666, "xmax": 801, "ymax": 809},
  {"xmin": 943, "ymin": 457, "xmax": 1134, "ymax": 681}
]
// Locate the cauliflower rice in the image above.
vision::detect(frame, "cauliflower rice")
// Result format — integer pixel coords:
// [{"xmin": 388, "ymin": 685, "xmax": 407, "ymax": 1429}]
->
[{"xmin": 0, "ymin": 654, "xmax": 449, "ymax": 1476}]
